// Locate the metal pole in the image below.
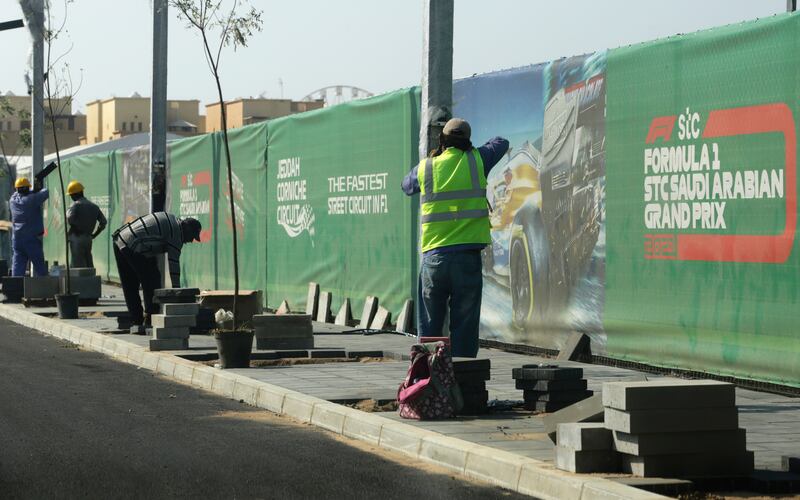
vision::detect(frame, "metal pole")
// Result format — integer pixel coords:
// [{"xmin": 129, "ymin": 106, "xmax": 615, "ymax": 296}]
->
[
  {"xmin": 418, "ymin": 0, "xmax": 454, "ymax": 159},
  {"xmin": 30, "ymin": 0, "xmax": 44, "ymax": 178},
  {"xmin": 789, "ymin": 0, "xmax": 797, "ymax": 12},
  {"xmin": 150, "ymin": 0, "xmax": 168, "ymax": 214},
  {"xmin": 150, "ymin": 0, "xmax": 168, "ymax": 288}
]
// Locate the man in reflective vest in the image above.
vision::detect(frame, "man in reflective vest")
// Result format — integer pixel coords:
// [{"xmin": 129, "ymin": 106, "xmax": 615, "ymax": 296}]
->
[
  {"xmin": 402, "ymin": 118, "xmax": 509, "ymax": 357},
  {"xmin": 9, "ymin": 177, "xmax": 49, "ymax": 277}
]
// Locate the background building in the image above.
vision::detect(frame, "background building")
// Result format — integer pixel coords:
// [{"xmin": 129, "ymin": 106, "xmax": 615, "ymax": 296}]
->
[
  {"xmin": 83, "ymin": 94, "xmax": 202, "ymax": 144},
  {"xmin": 0, "ymin": 91, "xmax": 86, "ymax": 157},
  {"xmin": 205, "ymin": 98, "xmax": 323, "ymax": 132}
]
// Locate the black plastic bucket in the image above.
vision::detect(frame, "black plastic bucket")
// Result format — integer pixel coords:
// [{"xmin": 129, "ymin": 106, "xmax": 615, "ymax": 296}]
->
[
  {"xmin": 55, "ymin": 293, "xmax": 79, "ymax": 319},
  {"xmin": 214, "ymin": 330, "xmax": 254, "ymax": 369}
]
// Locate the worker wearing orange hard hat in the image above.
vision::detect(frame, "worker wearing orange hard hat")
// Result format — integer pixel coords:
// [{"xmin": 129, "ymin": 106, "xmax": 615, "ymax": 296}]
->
[
  {"xmin": 10, "ymin": 176, "xmax": 49, "ymax": 276},
  {"xmin": 66, "ymin": 180, "xmax": 107, "ymax": 268}
]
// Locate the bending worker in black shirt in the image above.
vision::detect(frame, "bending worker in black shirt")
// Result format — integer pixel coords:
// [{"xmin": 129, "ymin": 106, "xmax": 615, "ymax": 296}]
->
[{"xmin": 112, "ymin": 212, "xmax": 201, "ymax": 328}]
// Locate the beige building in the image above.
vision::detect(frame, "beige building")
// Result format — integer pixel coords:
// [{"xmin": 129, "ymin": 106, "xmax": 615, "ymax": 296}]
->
[
  {"xmin": 0, "ymin": 91, "xmax": 86, "ymax": 157},
  {"xmin": 83, "ymin": 94, "xmax": 203, "ymax": 145},
  {"xmin": 205, "ymin": 98, "xmax": 324, "ymax": 132}
]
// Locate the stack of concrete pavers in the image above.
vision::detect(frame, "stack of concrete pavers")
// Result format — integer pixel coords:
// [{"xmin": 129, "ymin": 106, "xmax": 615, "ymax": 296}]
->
[
  {"xmin": 23, "ymin": 276, "xmax": 59, "ymax": 305},
  {"xmin": 512, "ymin": 364, "xmax": 592, "ymax": 412},
  {"xmin": 453, "ymin": 358, "xmax": 491, "ymax": 415},
  {"xmin": 149, "ymin": 288, "xmax": 199, "ymax": 351},
  {"xmin": 2, "ymin": 276, "xmax": 24, "ymax": 302},
  {"xmin": 603, "ymin": 379, "xmax": 753, "ymax": 478},
  {"xmin": 60, "ymin": 267, "xmax": 101, "ymax": 305},
  {"xmin": 252, "ymin": 313, "xmax": 313, "ymax": 350},
  {"xmin": 555, "ymin": 422, "xmax": 619, "ymax": 473}
]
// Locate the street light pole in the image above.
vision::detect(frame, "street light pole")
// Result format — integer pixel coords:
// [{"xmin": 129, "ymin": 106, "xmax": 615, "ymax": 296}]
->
[
  {"xmin": 419, "ymin": 0, "xmax": 454, "ymax": 159},
  {"xmin": 150, "ymin": 0, "xmax": 168, "ymax": 214},
  {"xmin": 789, "ymin": 0, "xmax": 797, "ymax": 12}
]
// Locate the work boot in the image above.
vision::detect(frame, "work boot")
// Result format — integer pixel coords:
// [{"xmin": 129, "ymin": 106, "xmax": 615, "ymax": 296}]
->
[{"xmin": 143, "ymin": 313, "xmax": 152, "ymax": 328}]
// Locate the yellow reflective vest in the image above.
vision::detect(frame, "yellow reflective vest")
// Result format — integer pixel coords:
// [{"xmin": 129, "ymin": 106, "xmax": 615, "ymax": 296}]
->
[{"xmin": 418, "ymin": 147, "xmax": 490, "ymax": 253}]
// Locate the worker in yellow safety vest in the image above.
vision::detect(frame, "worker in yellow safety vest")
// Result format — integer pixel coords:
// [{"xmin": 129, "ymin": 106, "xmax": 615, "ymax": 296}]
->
[{"xmin": 401, "ymin": 118, "xmax": 509, "ymax": 357}]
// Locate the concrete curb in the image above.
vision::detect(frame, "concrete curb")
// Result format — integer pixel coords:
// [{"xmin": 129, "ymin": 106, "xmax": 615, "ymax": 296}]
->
[{"xmin": 0, "ymin": 304, "xmax": 666, "ymax": 500}]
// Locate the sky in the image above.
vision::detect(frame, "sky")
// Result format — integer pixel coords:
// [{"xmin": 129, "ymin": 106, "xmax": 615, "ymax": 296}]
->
[{"xmin": 0, "ymin": 0, "xmax": 789, "ymax": 114}]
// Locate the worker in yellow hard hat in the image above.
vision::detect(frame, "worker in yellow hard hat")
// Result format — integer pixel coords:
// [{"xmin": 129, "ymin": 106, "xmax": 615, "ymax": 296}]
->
[
  {"xmin": 10, "ymin": 176, "xmax": 49, "ymax": 276},
  {"xmin": 66, "ymin": 180, "xmax": 107, "ymax": 268}
]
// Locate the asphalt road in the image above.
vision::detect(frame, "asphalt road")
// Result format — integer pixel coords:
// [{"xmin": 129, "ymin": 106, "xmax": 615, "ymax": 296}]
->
[{"xmin": 0, "ymin": 318, "xmax": 523, "ymax": 499}]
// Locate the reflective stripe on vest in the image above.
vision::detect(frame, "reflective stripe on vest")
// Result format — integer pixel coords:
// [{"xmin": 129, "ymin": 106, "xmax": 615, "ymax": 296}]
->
[{"xmin": 418, "ymin": 148, "xmax": 490, "ymax": 252}]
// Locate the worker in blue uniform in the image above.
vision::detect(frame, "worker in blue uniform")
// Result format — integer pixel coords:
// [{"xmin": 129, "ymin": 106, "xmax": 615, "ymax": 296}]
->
[{"xmin": 10, "ymin": 177, "xmax": 49, "ymax": 277}]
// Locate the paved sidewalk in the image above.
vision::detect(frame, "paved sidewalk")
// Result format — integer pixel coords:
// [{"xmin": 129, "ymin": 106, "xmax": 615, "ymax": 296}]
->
[{"xmin": 8, "ymin": 284, "xmax": 800, "ymax": 487}]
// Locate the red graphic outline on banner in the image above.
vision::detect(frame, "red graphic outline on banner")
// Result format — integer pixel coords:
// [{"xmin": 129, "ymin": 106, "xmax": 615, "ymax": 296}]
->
[
  {"xmin": 644, "ymin": 104, "xmax": 796, "ymax": 263},
  {"xmin": 181, "ymin": 170, "xmax": 213, "ymax": 243}
]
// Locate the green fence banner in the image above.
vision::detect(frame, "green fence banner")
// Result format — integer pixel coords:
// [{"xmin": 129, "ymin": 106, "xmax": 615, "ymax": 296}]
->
[
  {"xmin": 605, "ymin": 13, "xmax": 800, "ymax": 386},
  {"xmin": 265, "ymin": 89, "xmax": 419, "ymax": 315}
]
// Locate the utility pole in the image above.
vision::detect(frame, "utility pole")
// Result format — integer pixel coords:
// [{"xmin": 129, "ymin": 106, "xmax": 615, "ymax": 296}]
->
[
  {"xmin": 150, "ymin": 0, "xmax": 168, "ymax": 288},
  {"xmin": 419, "ymin": 0, "xmax": 454, "ymax": 159},
  {"xmin": 150, "ymin": 0, "xmax": 168, "ymax": 214},
  {"xmin": 18, "ymin": 0, "xmax": 45, "ymax": 178}
]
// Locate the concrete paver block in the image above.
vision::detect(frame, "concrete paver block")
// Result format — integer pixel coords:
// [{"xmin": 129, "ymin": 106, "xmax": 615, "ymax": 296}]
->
[
  {"xmin": 232, "ymin": 380, "xmax": 259, "ymax": 406},
  {"xmin": 555, "ymin": 445, "xmax": 620, "ymax": 473},
  {"xmin": 611, "ymin": 477, "xmax": 694, "ymax": 497},
  {"xmin": 151, "ymin": 314, "xmax": 196, "ymax": 328},
  {"xmin": 370, "ymin": 306, "xmax": 391, "ymax": 329},
  {"xmin": 395, "ymin": 299, "xmax": 413, "ymax": 333},
  {"xmin": 305, "ymin": 282, "xmax": 319, "ymax": 318},
  {"xmin": 252, "ymin": 314, "xmax": 313, "ymax": 338},
  {"xmin": 342, "ymin": 412, "xmax": 384, "ymax": 446},
  {"xmin": 154, "ymin": 288, "xmax": 199, "ymax": 304},
  {"xmin": 316, "ymin": 291, "xmax": 332, "ymax": 323},
  {"xmin": 23, "ymin": 276, "xmax": 59, "ymax": 299},
  {"xmin": 419, "ymin": 434, "xmax": 477, "ymax": 473},
  {"xmin": 379, "ymin": 423, "xmax": 438, "ymax": 457},
  {"xmin": 334, "ymin": 298, "xmax": 352, "ymax": 326},
  {"xmin": 310, "ymin": 402, "xmax": 349, "ymax": 433},
  {"xmin": 255, "ymin": 386, "xmax": 287, "ymax": 413},
  {"xmin": 603, "ymin": 380, "xmax": 735, "ymax": 411},
  {"xmin": 543, "ymin": 393, "xmax": 604, "ymax": 443},
  {"xmin": 524, "ymin": 400, "xmax": 573, "ymax": 412},
  {"xmin": 621, "ymin": 450, "xmax": 754, "ymax": 478},
  {"xmin": 152, "ymin": 326, "xmax": 190, "ymax": 340},
  {"xmin": 276, "ymin": 300, "xmax": 291, "ymax": 315},
  {"xmin": 453, "ymin": 358, "xmax": 490, "ymax": 373},
  {"xmin": 358, "ymin": 296, "xmax": 378, "ymax": 329},
  {"xmin": 2, "ymin": 276, "xmax": 24, "ymax": 300},
  {"xmin": 308, "ymin": 349, "xmax": 346, "ymax": 359},
  {"xmin": 60, "ymin": 275, "xmax": 101, "ymax": 299},
  {"xmin": 516, "ymin": 378, "xmax": 587, "ymax": 391},
  {"xmin": 149, "ymin": 338, "xmax": 189, "ymax": 351},
  {"xmin": 512, "ymin": 365, "xmax": 583, "ymax": 381},
  {"xmin": 210, "ymin": 372, "xmax": 236, "ymax": 398},
  {"xmin": 346, "ymin": 350, "xmax": 383, "ymax": 358},
  {"xmin": 556, "ymin": 332, "xmax": 590, "ymax": 361},
  {"xmin": 282, "ymin": 393, "xmax": 319, "ymax": 423},
  {"xmin": 463, "ymin": 449, "xmax": 530, "ymax": 491},
  {"xmin": 517, "ymin": 462, "xmax": 584, "ymax": 500},
  {"xmin": 161, "ymin": 303, "xmax": 200, "ymax": 316},
  {"xmin": 524, "ymin": 389, "xmax": 593, "ymax": 403},
  {"xmin": 783, "ymin": 455, "xmax": 800, "ymax": 473},
  {"xmin": 68, "ymin": 267, "xmax": 96, "ymax": 277},
  {"xmin": 557, "ymin": 423, "xmax": 613, "ymax": 451},
  {"xmin": 604, "ymin": 406, "xmax": 739, "ymax": 434},
  {"xmin": 613, "ymin": 428, "xmax": 746, "ymax": 456}
]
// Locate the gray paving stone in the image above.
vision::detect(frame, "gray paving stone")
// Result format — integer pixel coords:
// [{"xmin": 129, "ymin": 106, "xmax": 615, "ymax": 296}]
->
[
  {"xmin": 152, "ymin": 326, "xmax": 191, "ymax": 340},
  {"xmin": 161, "ymin": 303, "xmax": 200, "ymax": 316},
  {"xmin": 523, "ymin": 390, "xmax": 593, "ymax": 403},
  {"xmin": 556, "ymin": 332, "xmax": 590, "ymax": 361},
  {"xmin": 60, "ymin": 275, "xmax": 101, "ymax": 299},
  {"xmin": 334, "ymin": 298, "xmax": 352, "ymax": 326},
  {"xmin": 276, "ymin": 300, "xmax": 291, "ymax": 315},
  {"xmin": 151, "ymin": 314, "xmax": 196, "ymax": 328},
  {"xmin": 524, "ymin": 401, "xmax": 572, "ymax": 412},
  {"xmin": 512, "ymin": 365, "xmax": 583, "ymax": 381},
  {"xmin": 603, "ymin": 379, "xmax": 735, "ymax": 411},
  {"xmin": 370, "ymin": 306, "xmax": 391, "ymax": 329},
  {"xmin": 555, "ymin": 445, "xmax": 620, "ymax": 473},
  {"xmin": 621, "ymin": 450, "xmax": 754, "ymax": 478},
  {"xmin": 358, "ymin": 296, "xmax": 378, "ymax": 329},
  {"xmin": 305, "ymin": 282, "xmax": 319, "ymax": 318},
  {"xmin": 605, "ymin": 407, "xmax": 739, "ymax": 434},
  {"xmin": 316, "ymin": 291, "xmax": 332, "ymax": 323},
  {"xmin": 308, "ymin": 350, "xmax": 346, "ymax": 359},
  {"xmin": 67, "ymin": 267, "xmax": 96, "ymax": 277},
  {"xmin": 256, "ymin": 338, "xmax": 313, "ymax": 350},
  {"xmin": 515, "ymin": 378, "xmax": 587, "ymax": 391},
  {"xmin": 253, "ymin": 314, "xmax": 313, "ymax": 339},
  {"xmin": 613, "ymin": 428, "xmax": 746, "ymax": 455},
  {"xmin": 543, "ymin": 394, "xmax": 604, "ymax": 443},
  {"xmin": 395, "ymin": 299, "xmax": 413, "ymax": 333},
  {"xmin": 149, "ymin": 338, "xmax": 189, "ymax": 351},
  {"xmin": 557, "ymin": 423, "xmax": 613, "ymax": 451},
  {"xmin": 23, "ymin": 276, "xmax": 59, "ymax": 299},
  {"xmin": 783, "ymin": 455, "xmax": 800, "ymax": 473}
]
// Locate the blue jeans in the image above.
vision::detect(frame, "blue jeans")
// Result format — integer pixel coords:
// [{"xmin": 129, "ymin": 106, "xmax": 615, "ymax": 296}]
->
[
  {"xmin": 417, "ymin": 250, "xmax": 483, "ymax": 358},
  {"xmin": 12, "ymin": 234, "xmax": 47, "ymax": 277}
]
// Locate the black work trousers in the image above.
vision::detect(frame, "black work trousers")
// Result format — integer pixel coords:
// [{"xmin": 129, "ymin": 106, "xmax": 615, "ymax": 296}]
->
[{"xmin": 113, "ymin": 243, "xmax": 160, "ymax": 325}]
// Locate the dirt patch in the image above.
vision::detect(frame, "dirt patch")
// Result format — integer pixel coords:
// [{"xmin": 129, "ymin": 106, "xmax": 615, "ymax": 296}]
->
[
  {"xmin": 346, "ymin": 399, "xmax": 398, "ymax": 412},
  {"xmin": 81, "ymin": 311, "xmax": 108, "ymax": 319}
]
